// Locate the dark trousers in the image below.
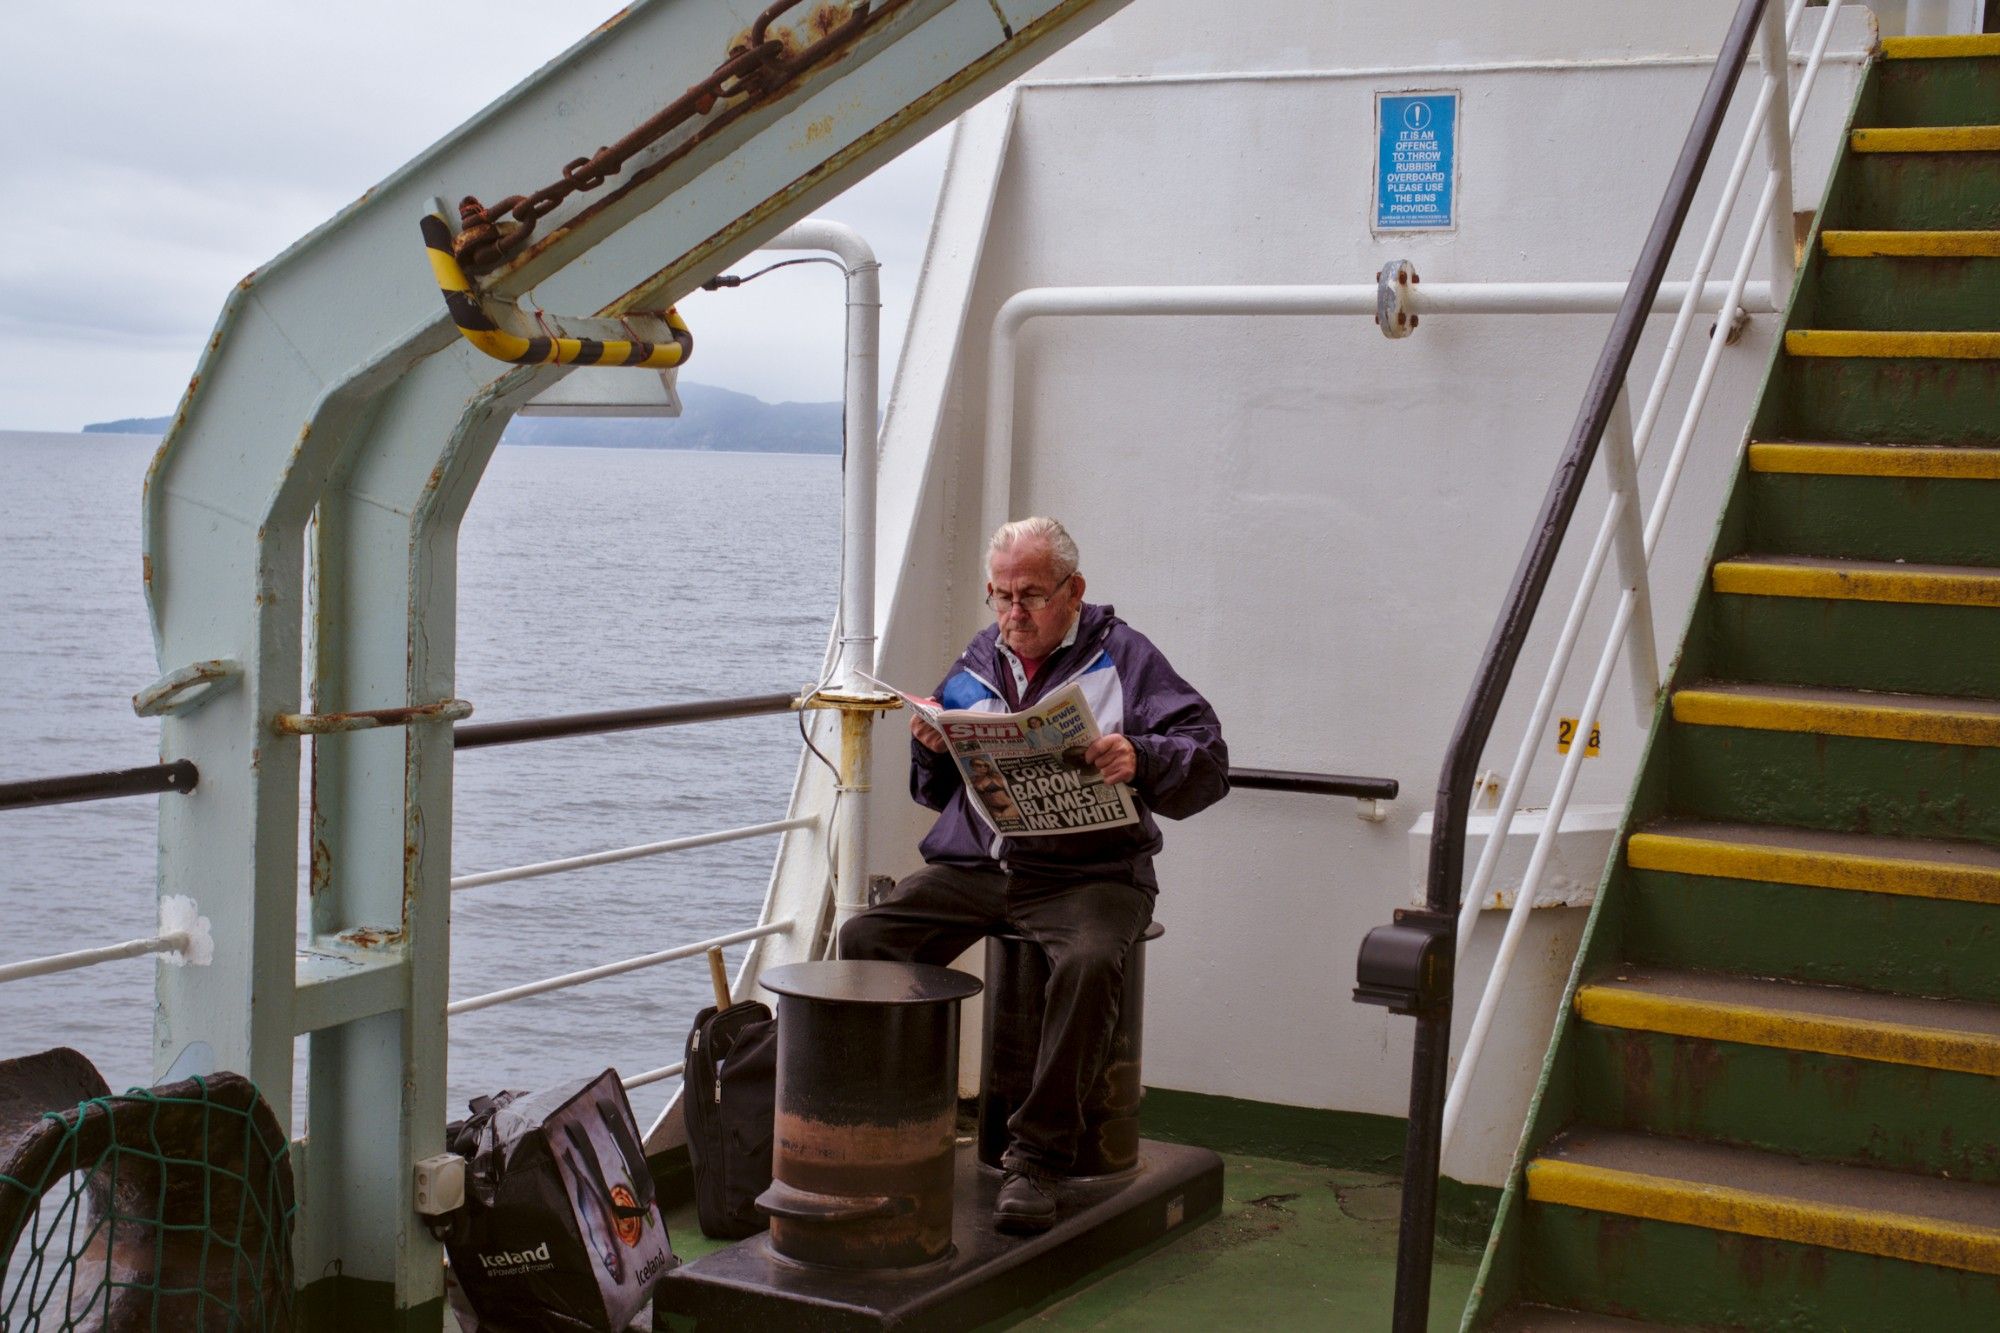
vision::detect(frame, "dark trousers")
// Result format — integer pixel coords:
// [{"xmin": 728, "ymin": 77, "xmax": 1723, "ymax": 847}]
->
[{"xmin": 836, "ymin": 864, "xmax": 1154, "ymax": 1178}]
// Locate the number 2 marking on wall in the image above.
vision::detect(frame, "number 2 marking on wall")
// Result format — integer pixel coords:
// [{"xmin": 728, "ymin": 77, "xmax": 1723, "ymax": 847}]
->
[{"xmin": 1556, "ymin": 717, "xmax": 1601, "ymax": 757}]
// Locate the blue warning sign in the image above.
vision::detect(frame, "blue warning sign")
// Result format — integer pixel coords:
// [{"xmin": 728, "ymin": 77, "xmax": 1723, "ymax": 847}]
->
[{"xmin": 1375, "ymin": 92, "xmax": 1458, "ymax": 231}]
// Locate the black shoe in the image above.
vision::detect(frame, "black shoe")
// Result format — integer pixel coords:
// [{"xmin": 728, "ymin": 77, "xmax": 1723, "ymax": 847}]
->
[{"xmin": 995, "ymin": 1170, "xmax": 1057, "ymax": 1234}]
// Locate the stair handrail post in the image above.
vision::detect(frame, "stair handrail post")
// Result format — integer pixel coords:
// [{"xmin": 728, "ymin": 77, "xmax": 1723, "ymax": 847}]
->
[
  {"xmin": 1759, "ymin": 0, "xmax": 1801, "ymax": 293},
  {"xmin": 1362, "ymin": 2, "xmax": 1776, "ymax": 1328},
  {"xmin": 1603, "ymin": 385, "xmax": 1662, "ymax": 720}
]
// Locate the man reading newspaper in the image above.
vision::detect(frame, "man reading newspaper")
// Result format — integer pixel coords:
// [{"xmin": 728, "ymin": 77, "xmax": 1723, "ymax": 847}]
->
[{"xmin": 840, "ymin": 517, "xmax": 1229, "ymax": 1234}]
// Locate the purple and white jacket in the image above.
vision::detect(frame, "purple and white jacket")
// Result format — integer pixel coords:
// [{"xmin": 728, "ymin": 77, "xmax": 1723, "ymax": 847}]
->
[{"xmin": 911, "ymin": 602, "xmax": 1229, "ymax": 893}]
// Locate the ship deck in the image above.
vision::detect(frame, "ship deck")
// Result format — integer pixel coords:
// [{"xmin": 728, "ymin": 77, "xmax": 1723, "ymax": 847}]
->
[{"xmin": 654, "ymin": 1149, "xmax": 1482, "ymax": 1331}]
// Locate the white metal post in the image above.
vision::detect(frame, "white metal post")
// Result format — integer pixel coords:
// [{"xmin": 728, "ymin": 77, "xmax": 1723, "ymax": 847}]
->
[
  {"xmin": 1758, "ymin": 0, "xmax": 1799, "ymax": 294},
  {"xmin": 761, "ymin": 221, "xmax": 885, "ymax": 934},
  {"xmin": 1601, "ymin": 388, "xmax": 1660, "ymax": 720}
]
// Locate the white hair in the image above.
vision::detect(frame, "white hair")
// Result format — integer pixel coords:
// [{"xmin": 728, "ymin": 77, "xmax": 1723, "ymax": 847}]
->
[{"xmin": 988, "ymin": 517, "xmax": 1080, "ymax": 580}]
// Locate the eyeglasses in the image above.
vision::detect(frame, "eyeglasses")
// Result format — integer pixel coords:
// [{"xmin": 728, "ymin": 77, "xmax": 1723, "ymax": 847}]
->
[{"xmin": 985, "ymin": 574, "xmax": 1075, "ymax": 613}]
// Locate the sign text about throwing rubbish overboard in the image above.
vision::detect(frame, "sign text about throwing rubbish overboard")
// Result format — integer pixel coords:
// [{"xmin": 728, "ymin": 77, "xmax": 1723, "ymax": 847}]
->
[{"xmin": 1375, "ymin": 91, "xmax": 1459, "ymax": 231}]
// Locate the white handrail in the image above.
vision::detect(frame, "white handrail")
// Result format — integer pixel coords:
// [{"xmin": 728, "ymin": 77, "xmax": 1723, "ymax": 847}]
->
[
  {"xmin": 0, "ymin": 932, "xmax": 191, "ymax": 986},
  {"xmin": 1440, "ymin": 0, "xmax": 1846, "ymax": 1156},
  {"xmin": 447, "ymin": 920, "xmax": 791, "ymax": 1016},
  {"xmin": 0, "ymin": 894, "xmax": 213, "ymax": 985},
  {"xmin": 622, "ymin": 1062, "xmax": 686, "ymax": 1091},
  {"xmin": 982, "ymin": 279, "xmax": 1775, "ymax": 549},
  {"xmin": 449, "ymin": 817, "xmax": 817, "ymax": 892}
]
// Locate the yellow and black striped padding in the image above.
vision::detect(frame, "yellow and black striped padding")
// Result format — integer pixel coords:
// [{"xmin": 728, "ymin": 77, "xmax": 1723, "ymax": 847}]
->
[{"xmin": 420, "ymin": 213, "xmax": 692, "ymax": 369}]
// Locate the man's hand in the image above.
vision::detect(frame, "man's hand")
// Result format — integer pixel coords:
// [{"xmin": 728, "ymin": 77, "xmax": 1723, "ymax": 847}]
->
[
  {"xmin": 911, "ymin": 708, "xmax": 947, "ymax": 753},
  {"xmin": 1084, "ymin": 733, "xmax": 1138, "ymax": 786}
]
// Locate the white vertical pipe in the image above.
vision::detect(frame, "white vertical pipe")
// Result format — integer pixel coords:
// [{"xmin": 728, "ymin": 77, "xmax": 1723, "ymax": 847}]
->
[
  {"xmin": 1600, "ymin": 389, "xmax": 1659, "ymax": 721},
  {"xmin": 761, "ymin": 220, "xmax": 880, "ymax": 922},
  {"xmin": 1758, "ymin": 1, "xmax": 1799, "ymax": 295}
]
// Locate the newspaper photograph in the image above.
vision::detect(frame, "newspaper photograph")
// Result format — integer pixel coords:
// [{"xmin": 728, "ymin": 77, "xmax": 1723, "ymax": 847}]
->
[{"xmin": 861, "ymin": 674, "xmax": 1140, "ymax": 837}]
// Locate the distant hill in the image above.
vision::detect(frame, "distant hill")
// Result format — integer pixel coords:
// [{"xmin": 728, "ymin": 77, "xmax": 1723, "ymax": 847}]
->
[
  {"xmin": 81, "ymin": 381, "xmax": 843, "ymax": 454},
  {"xmin": 83, "ymin": 415, "xmax": 173, "ymax": 434}
]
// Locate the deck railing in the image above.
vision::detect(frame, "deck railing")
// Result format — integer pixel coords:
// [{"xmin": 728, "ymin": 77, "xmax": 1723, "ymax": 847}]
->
[
  {"xmin": 1349, "ymin": 1, "xmax": 1851, "ymax": 1327},
  {"xmin": 0, "ymin": 691, "xmax": 811, "ymax": 1100},
  {"xmin": 6, "ymin": 687, "xmax": 1398, "ymax": 1103}
]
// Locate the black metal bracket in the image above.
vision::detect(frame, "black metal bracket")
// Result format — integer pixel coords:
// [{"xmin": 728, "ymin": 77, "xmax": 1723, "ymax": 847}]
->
[{"xmin": 1353, "ymin": 910, "xmax": 1454, "ymax": 1016}]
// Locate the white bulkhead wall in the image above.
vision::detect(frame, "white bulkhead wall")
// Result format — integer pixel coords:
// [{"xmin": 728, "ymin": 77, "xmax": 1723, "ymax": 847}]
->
[{"xmin": 861, "ymin": 0, "xmax": 1873, "ymax": 1187}]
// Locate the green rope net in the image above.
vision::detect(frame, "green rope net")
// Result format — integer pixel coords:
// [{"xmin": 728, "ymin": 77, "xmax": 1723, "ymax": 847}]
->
[{"xmin": 0, "ymin": 1072, "xmax": 296, "ymax": 1332}]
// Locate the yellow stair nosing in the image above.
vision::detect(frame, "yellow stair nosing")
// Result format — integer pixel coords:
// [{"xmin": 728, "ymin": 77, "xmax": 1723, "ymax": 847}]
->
[
  {"xmin": 1574, "ymin": 983, "xmax": 2000, "ymax": 1078},
  {"xmin": 1526, "ymin": 1157, "xmax": 2000, "ymax": 1276},
  {"xmin": 1626, "ymin": 830, "xmax": 2000, "ymax": 906},
  {"xmin": 1851, "ymin": 125, "xmax": 2000, "ymax": 153},
  {"xmin": 1711, "ymin": 557, "xmax": 2000, "ymax": 607},
  {"xmin": 1821, "ymin": 229, "xmax": 2000, "ymax": 258},
  {"xmin": 1672, "ymin": 687, "xmax": 2000, "ymax": 747},
  {"xmin": 1748, "ymin": 441, "xmax": 2000, "ymax": 479},
  {"xmin": 1786, "ymin": 329, "xmax": 2000, "ymax": 360},
  {"xmin": 1881, "ymin": 33, "xmax": 2000, "ymax": 60}
]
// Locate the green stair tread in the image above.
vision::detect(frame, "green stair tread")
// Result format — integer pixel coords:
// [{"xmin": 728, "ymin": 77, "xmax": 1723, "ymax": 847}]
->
[
  {"xmin": 1707, "ymin": 594, "xmax": 2000, "ymax": 699},
  {"xmin": 1678, "ymin": 679, "xmax": 2000, "ymax": 719},
  {"xmin": 1807, "ymin": 253, "xmax": 2000, "ymax": 331},
  {"xmin": 1746, "ymin": 472, "xmax": 2000, "ymax": 567},
  {"xmin": 1483, "ymin": 1306, "xmax": 1694, "ymax": 1332},
  {"xmin": 1834, "ymin": 153, "xmax": 2000, "ymax": 230},
  {"xmin": 1622, "ymin": 868, "xmax": 2000, "ymax": 1007},
  {"xmin": 1538, "ymin": 1128, "xmax": 2000, "ymax": 1235},
  {"xmin": 1755, "ymin": 437, "xmax": 2000, "ymax": 449},
  {"xmin": 1870, "ymin": 64, "xmax": 2000, "ymax": 130},
  {"xmin": 1575, "ymin": 1020, "xmax": 2000, "ymax": 1185},
  {"xmin": 1771, "ymin": 356, "xmax": 2000, "ymax": 444},
  {"xmin": 1583, "ymin": 965, "xmax": 2000, "ymax": 1046},
  {"xmin": 1726, "ymin": 552, "xmax": 2000, "ymax": 579},
  {"xmin": 1715, "ymin": 553, "xmax": 2000, "ymax": 605},
  {"xmin": 1665, "ymin": 723, "xmax": 2000, "ymax": 847},
  {"xmin": 1639, "ymin": 818, "xmax": 2000, "ymax": 877}
]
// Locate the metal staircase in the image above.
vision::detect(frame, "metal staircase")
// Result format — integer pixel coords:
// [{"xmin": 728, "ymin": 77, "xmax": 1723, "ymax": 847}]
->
[{"xmin": 1466, "ymin": 32, "xmax": 2000, "ymax": 1330}]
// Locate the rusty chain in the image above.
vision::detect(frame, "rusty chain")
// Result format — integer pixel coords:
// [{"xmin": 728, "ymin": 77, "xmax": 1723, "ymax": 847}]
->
[{"xmin": 455, "ymin": 0, "xmax": 908, "ymax": 274}]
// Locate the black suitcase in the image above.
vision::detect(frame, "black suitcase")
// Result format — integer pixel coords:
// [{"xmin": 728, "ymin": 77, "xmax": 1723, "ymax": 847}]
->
[{"xmin": 681, "ymin": 1000, "xmax": 777, "ymax": 1239}]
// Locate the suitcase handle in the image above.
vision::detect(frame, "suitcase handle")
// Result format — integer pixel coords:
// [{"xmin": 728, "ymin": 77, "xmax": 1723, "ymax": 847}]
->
[{"xmin": 753, "ymin": 1179, "xmax": 911, "ymax": 1223}]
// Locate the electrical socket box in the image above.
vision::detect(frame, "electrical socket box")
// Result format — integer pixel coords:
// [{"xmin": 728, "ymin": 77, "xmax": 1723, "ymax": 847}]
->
[{"xmin": 413, "ymin": 1153, "xmax": 466, "ymax": 1217}]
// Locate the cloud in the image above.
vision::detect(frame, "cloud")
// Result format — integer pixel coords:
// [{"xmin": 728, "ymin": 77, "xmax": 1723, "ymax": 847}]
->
[{"xmin": 1, "ymin": 2, "xmax": 949, "ymax": 430}]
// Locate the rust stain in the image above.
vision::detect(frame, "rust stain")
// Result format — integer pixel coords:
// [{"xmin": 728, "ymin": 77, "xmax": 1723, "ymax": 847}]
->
[
  {"xmin": 1619, "ymin": 1031, "xmax": 1655, "ymax": 1123},
  {"xmin": 338, "ymin": 925, "xmax": 405, "ymax": 950},
  {"xmin": 310, "ymin": 837, "xmax": 333, "ymax": 898},
  {"xmin": 591, "ymin": 5, "xmax": 635, "ymax": 38},
  {"xmin": 770, "ymin": 1108, "xmax": 955, "ymax": 1268},
  {"xmin": 804, "ymin": 113, "xmax": 836, "ymax": 143},
  {"xmin": 142, "ymin": 553, "xmax": 154, "ymax": 588},
  {"xmin": 1669, "ymin": 1035, "xmax": 1725, "ymax": 1119}
]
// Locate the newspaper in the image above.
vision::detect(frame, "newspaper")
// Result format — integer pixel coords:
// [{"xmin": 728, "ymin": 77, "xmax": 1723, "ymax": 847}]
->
[{"xmin": 859, "ymin": 673, "xmax": 1140, "ymax": 837}]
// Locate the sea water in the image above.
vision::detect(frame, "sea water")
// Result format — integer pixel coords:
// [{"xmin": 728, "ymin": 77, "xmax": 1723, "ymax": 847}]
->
[{"xmin": 0, "ymin": 430, "xmax": 839, "ymax": 1129}]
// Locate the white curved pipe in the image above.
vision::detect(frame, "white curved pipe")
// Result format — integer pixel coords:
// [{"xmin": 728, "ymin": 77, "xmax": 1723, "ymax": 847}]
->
[
  {"xmin": 760, "ymin": 220, "xmax": 882, "ymax": 927},
  {"xmin": 764, "ymin": 220, "xmax": 882, "ymax": 693},
  {"xmin": 982, "ymin": 280, "xmax": 1772, "ymax": 543}
]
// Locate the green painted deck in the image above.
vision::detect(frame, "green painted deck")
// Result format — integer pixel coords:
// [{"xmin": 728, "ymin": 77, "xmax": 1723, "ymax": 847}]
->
[{"xmin": 656, "ymin": 1151, "xmax": 1480, "ymax": 1331}]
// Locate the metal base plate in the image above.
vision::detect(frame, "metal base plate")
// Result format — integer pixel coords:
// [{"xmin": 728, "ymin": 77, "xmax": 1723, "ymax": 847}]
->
[{"xmin": 653, "ymin": 1139, "xmax": 1223, "ymax": 1331}]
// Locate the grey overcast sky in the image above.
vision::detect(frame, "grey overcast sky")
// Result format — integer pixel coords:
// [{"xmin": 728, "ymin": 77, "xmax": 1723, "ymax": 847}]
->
[{"xmin": 0, "ymin": 3, "xmax": 950, "ymax": 432}]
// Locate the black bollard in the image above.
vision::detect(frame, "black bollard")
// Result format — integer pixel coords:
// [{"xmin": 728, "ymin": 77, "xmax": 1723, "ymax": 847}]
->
[
  {"xmin": 978, "ymin": 921, "xmax": 1166, "ymax": 1177},
  {"xmin": 756, "ymin": 960, "xmax": 982, "ymax": 1269}
]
